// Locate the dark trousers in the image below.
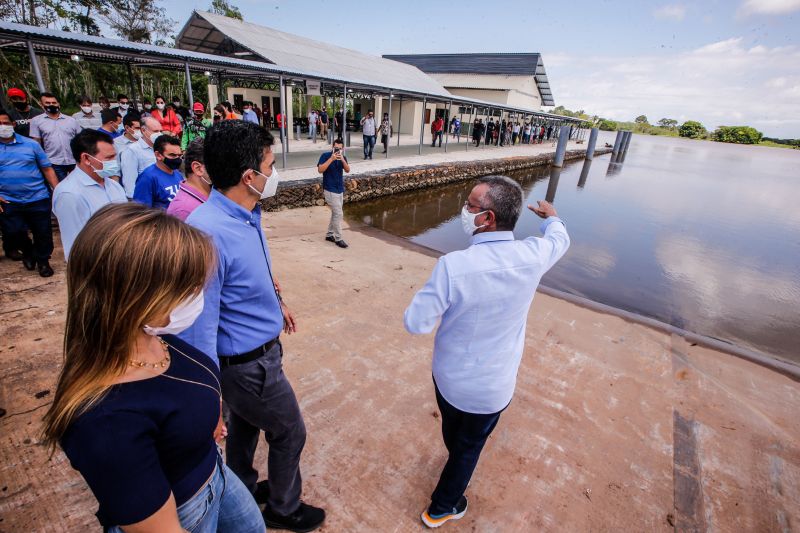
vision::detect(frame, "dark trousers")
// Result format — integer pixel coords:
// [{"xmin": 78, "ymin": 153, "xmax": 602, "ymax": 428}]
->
[
  {"xmin": 52, "ymin": 164, "xmax": 75, "ymax": 182},
  {"xmin": 220, "ymin": 340, "xmax": 306, "ymax": 516},
  {"xmin": 0, "ymin": 198, "xmax": 53, "ymax": 262},
  {"xmin": 431, "ymin": 131, "xmax": 443, "ymax": 147},
  {"xmin": 363, "ymin": 135, "xmax": 376, "ymax": 158},
  {"xmin": 429, "ymin": 381, "xmax": 505, "ymax": 515}
]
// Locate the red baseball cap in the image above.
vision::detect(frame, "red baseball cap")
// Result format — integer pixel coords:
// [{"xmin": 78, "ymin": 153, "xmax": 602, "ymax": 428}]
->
[
  {"xmin": 193, "ymin": 102, "xmax": 205, "ymax": 112},
  {"xmin": 7, "ymin": 88, "xmax": 26, "ymax": 99}
]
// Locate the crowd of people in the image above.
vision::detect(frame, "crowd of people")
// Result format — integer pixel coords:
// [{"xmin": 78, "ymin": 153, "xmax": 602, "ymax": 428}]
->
[
  {"xmin": 3, "ymin": 85, "xmax": 571, "ymax": 532},
  {"xmin": 468, "ymin": 116, "xmax": 555, "ymax": 147}
]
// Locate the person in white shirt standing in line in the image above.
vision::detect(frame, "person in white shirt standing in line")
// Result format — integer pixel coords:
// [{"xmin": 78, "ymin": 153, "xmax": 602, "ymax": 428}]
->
[
  {"xmin": 119, "ymin": 116, "xmax": 162, "ymax": 198},
  {"xmin": 307, "ymin": 109, "xmax": 318, "ymax": 140},
  {"xmin": 404, "ymin": 175, "xmax": 570, "ymax": 528}
]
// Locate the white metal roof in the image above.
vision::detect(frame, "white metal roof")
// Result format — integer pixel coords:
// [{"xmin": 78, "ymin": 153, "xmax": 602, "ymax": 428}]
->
[{"xmin": 177, "ymin": 11, "xmax": 451, "ymax": 98}]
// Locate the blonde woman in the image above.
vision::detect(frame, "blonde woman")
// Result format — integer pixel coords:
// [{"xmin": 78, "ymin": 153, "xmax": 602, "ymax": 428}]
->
[{"xmin": 42, "ymin": 203, "xmax": 264, "ymax": 533}]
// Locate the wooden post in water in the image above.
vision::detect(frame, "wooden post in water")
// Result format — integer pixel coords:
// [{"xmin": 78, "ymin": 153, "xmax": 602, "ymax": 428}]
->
[
  {"xmin": 586, "ymin": 127, "xmax": 599, "ymax": 160},
  {"xmin": 552, "ymin": 124, "xmax": 571, "ymax": 167},
  {"xmin": 612, "ymin": 130, "xmax": 624, "ymax": 156}
]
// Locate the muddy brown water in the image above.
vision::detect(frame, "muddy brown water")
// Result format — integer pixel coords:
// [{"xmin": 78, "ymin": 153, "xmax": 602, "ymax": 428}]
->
[{"xmin": 346, "ymin": 133, "xmax": 800, "ymax": 365}]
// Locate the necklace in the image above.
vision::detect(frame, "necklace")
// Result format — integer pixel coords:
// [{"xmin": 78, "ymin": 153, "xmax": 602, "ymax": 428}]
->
[
  {"xmin": 158, "ymin": 338, "xmax": 222, "ymax": 399},
  {"xmin": 128, "ymin": 339, "xmax": 171, "ymax": 369}
]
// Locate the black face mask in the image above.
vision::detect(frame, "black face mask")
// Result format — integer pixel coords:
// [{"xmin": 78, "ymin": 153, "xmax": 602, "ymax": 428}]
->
[
  {"xmin": 12, "ymin": 101, "xmax": 28, "ymax": 111},
  {"xmin": 163, "ymin": 156, "xmax": 183, "ymax": 170},
  {"xmin": 44, "ymin": 105, "xmax": 60, "ymax": 114}
]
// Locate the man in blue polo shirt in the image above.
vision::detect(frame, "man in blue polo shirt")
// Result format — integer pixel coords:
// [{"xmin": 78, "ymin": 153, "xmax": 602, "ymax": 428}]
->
[
  {"xmin": 132, "ymin": 134, "xmax": 183, "ymax": 209},
  {"xmin": 53, "ymin": 129, "xmax": 127, "ymax": 259},
  {"xmin": 0, "ymin": 108, "xmax": 59, "ymax": 276},
  {"xmin": 316, "ymin": 137, "xmax": 350, "ymax": 248}
]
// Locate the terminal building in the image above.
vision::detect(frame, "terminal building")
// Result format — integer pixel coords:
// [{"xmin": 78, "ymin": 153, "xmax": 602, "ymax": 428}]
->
[{"xmin": 175, "ymin": 11, "xmax": 557, "ymax": 136}]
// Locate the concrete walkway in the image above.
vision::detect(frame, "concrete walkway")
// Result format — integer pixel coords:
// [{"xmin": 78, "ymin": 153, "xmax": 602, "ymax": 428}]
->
[
  {"xmin": 0, "ymin": 208, "xmax": 797, "ymax": 531},
  {"xmin": 271, "ymin": 129, "xmax": 576, "ymax": 176}
]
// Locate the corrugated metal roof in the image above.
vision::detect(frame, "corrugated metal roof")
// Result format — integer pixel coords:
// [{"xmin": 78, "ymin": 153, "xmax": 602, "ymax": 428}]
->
[
  {"xmin": 0, "ymin": 20, "xmax": 578, "ymax": 122},
  {"xmin": 383, "ymin": 53, "xmax": 555, "ymax": 106},
  {"xmin": 176, "ymin": 11, "xmax": 452, "ymax": 98}
]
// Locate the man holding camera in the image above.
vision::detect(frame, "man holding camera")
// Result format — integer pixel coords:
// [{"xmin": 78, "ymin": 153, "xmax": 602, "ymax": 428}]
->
[{"xmin": 317, "ymin": 138, "xmax": 350, "ymax": 248}]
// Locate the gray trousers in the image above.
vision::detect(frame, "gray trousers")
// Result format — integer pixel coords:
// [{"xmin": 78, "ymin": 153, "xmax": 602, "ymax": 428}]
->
[
  {"xmin": 221, "ymin": 341, "xmax": 306, "ymax": 516},
  {"xmin": 324, "ymin": 190, "xmax": 343, "ymax": 241}
]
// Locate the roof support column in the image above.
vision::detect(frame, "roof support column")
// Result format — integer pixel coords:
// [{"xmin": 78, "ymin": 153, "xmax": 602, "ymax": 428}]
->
[
  {"xmin": 127, "ymin": 63, "xmax": 139, "ymax": 111},
  {"xmin": 397, "ymin": 95, "xmax": 403, "ymax": 147},
  {"xmin": 184, "ymin": 62, "xmax": 194, "ymax": 107},
  {"xmin": 444, "ymin": 101, "xmax": 451, "ymax": 153},
  {"xmin": 26, "ymin": 40, "xmax": 45, "ymax": 94},
  {"xmin": 385, "ymin": 92, "xmax": 392, "ymax": 159},
  {"xmin": 342, "ymin": 83, "xmax": 347, "ymax": 149},
  {"xmin": 279, "ymin": 75, "xmax": 287, "ymax": 168},
  {"xmin": 465, "ymin": 105, "xmax": 473, "ymax": 152},
  {"xmin": 418, "ymin": 96, "xmax": 426, "ymax": 155}
]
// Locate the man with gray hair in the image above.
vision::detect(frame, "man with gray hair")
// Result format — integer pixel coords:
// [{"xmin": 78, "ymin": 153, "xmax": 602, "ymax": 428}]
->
[
  {"xmin": 404, "ymin": 175, "xmax": 570, "ymax": 528},
  {"xmin": 119, "ymin": 115, "xmax": 162, "ymax": 198}
]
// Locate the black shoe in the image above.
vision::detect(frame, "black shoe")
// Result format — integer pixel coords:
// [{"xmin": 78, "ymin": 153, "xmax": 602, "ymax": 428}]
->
[
  {"xmin": 422, "ymin": 496, "xmax": 468, "ymax": 528},
  {"xmin": 22, "ymin": 255, "xmax": 36, "ymax": 271},
  {"xmin": 38, "ymin": 260, "xmax": 54, "ymax": 277},
  {"xmin": 254, "ymin": 480, "xmax": 270, "ymax": 505},
  {"xmin": 263, "ymin": 502, "xmax": 326, "ymax": 533},
  {"xmin": 335, "ymin": 240, "xmax": 348, "ymax": 249},
  {"xmin": 6, "ymin": 250, "xmax": 24, "ymax": 261},
  {"xmin": 325, "ymin": 235, "xmax": 336, "ymax": 243}
]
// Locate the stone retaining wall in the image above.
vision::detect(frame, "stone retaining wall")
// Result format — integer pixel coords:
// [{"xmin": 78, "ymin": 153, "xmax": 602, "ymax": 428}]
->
[{"xmin": 262, "ymin": 148, "xmax": 610, "ymax": 211}]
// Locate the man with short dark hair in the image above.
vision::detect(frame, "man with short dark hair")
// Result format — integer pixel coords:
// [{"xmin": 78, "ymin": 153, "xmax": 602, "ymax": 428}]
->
[
  {"xmin": 179, "ymin": 120, "xmax": 325, "ymax": 533},
  {"xmin": 29, "ymin": 93, "xmax": 82, "ymax": 181},
  {"xmin": 405, "ymin": 176, "xmax": 570, "ymax": 528},
  {"xmin": 317, "ymin": 137, "xmax": 350, "ymax": 248},
  {"xmin": 97, "ymin": 109, "xmax": 122, "ymax": 139},
  {"xmin": 359, "ymin": 109, "xmax": 377, "ymax": 159},
  {"xmin": 6, "ymin": 87, "xmax": 43, "ymax": 138},
  {"xmin": 114, "ymin": 93, "xmax": 131, "ymax": 119},
  {"xmin": 242, "ymin": 101, "xmax": 259, "ymax": 125},
  {"xmin": 431, "ymin": 115, "xmax": 444, "ymax": 147},
  {"xmin": 72, "ymin": 95, "xmax": 102, "ymax": 129},
  {"xmin": 53, "ymin": 129, "xmax": 127, "ymax": 259},
  {"xmin": 114, "ymin": 113, "xmax": 141, "ymax": 157},
  {"xmin": 319, "ymin": 107, "xmax": 328, "ymax": 138},
  {"xmin": 0, "ymin": 108, "xmax": 58, "ymax": 276},
  {"xmin": 132, "ymin": 135, "xmax": 183, "ymax": 209}
]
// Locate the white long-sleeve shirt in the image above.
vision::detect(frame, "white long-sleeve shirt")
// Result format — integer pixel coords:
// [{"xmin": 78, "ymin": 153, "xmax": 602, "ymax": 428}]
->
[
  {"xmin": 404, "ymin": 218, "xmax": 570, "ymax": 414},
  {"xmin": 119, "ymin": 138, "xmax": 155, "ymax": 198}
]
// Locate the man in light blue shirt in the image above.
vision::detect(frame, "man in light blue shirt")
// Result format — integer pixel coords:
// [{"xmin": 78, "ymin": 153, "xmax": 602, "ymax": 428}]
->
[
  {"xmin": 53, "ymin": 129, "xmax": 127, "ymax": 259},
  {"xmin": 119, "ymin": 116, "xmax": 161, "ymax": 198},
  {"xmin": 242, "ymin": 102, "xmax": 259, "ymax": 125},
  {"xmin": 405, "ymin": 175, "xmax": 570, "ymax": 527},
  {"xmin": 178, "ymin": 120, "xmax": 325, "ymax": 532}
]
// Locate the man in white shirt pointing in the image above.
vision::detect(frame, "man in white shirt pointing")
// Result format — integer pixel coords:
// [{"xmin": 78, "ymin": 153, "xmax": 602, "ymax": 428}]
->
[{"xmin": 404, "ymin": 175, "xmax": 570, "ymax": 528}]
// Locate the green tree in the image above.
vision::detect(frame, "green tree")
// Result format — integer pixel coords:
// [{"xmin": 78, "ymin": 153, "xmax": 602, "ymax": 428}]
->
[
  {"xmin": 712, "ymin": 126, "xmax": 763, "ymax": 145},
  {"xmin": 598, "ymin": 119, "xmax": 617, "ymax": 131},
  {"xmin": 658, "ymin": 118, "xmax": 678, "ymax": 129},
  {"xmin": 210, "ymin": 0, "xmax": 243, "ymax": 20},
  {"xmin": 678, "ymin": 120, "xmax": 707, "ymax": 139},
  {"xmin": 635, "ymin": 115, "xmax": 649, "ymax": 124}
]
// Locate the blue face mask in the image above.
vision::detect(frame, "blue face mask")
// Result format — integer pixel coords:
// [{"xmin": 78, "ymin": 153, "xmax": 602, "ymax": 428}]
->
[{"xmin": 89, "ymin": 155, "xmax": 120, "ymax": 179}]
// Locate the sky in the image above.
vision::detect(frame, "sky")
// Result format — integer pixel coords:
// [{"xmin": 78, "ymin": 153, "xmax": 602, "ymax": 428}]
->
[{"xmin": 163, "ymin": 0, "xmax": 800, "ymax": 137}]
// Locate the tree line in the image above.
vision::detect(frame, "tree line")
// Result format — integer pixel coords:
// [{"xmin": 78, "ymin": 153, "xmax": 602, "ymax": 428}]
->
[{"xmin": 551, "ymin": 106, "xmax": 797, "ymax": 148}]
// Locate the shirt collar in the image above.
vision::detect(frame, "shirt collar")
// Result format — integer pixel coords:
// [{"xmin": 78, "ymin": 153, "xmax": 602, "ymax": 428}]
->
[
  {"xmin": 136, "ymin": 138, "xmax": 153, "ymax": 150},
  {"xmin": 471, "ymin": 230, "xmax": 515, "ymax": 245},
  {"xmin": 72, "ymin": 166, "xmax": 104, "ymax": 187},
  {"xmin": 208, "ymin": 189, "xmax": 260, "ymax": 224}
]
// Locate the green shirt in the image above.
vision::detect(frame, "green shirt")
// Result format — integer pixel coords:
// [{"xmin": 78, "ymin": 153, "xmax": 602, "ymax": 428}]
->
[{"xmin": 181, "ymin": 118, "xmax": 212, "ymax": 150}]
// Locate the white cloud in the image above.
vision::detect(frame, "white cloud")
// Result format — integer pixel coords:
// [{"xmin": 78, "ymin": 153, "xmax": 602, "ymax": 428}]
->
[
  {"xmin": 738, "ymin": 0, "xmax": 800, "ymax": 15},
  {"xmin": 543, "ymin": 38, "xmax": 800, "ymax": 137},
  {"xmin": 653, "ymin": 4, "xmax": 687, "ymax": 21}
]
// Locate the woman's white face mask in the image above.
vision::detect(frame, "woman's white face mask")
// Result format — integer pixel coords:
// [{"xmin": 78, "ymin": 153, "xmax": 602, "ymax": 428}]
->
[{"xmin": 143, "ymin": 291, "xmax": 204, "ymax": 337}]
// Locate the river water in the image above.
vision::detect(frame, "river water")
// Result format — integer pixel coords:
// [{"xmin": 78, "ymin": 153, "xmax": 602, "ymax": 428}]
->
[{"xmin": 346, "ymin": 134, "xmax": 800, "ymax": 364}]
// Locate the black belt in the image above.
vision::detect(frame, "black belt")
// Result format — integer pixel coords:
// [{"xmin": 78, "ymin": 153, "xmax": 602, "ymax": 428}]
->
[{"xmin": 218, "ymin": 337, "xmax": 279, "ymax": 368}]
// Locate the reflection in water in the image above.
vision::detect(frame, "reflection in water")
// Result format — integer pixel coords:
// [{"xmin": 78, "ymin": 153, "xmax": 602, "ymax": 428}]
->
[
  {"xmin": 577, "ymin": 160, "xmax": 592, "ymax": 189},
  {"xmin": 545, "ymin": 166, "xmax": 561, "ymax": 203},
  {"xmin": 347, "ymin": 134, "xmax": 800, "ymax": 363}
]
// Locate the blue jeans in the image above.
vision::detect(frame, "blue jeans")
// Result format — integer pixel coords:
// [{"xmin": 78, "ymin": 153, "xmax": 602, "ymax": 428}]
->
[
  {"xmin": 362, "ymin": 135, "xmax": 375, "ymax": 158},
  {"xmin": 52, "ymin": 163, "xmax": 75, "ymax": 182},
  {"xmin": 308, "ymin": 123, "xmax": 317, "ymax": 139},
  {"xmin": 107, "ymin": 453, "xmax": 264, "ymax": 533},
  {"xmin": 429, "ymin": 380, "xmax": 506, "ymax": 515}
]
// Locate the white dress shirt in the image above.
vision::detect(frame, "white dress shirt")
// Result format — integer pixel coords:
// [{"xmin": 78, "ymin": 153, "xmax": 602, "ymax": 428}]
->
[
  {"xmin": 52, "ymin": 166, "xmax": 128, "ymax": 259},
  {"xmin": 119, "ymin": 138, "xmax": 155, "ymax": 198},
  {"xmin": 404, "ymin": 218, "xmax": 570, "ymax": 414}
]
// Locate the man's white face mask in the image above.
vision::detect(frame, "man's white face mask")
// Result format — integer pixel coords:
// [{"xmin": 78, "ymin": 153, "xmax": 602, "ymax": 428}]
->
[
  {"xmin": 461, "ymin": 205, "xmax": 487, "ymax": 236},
  {"xmin": 247, "ymin": 167, "xmax": 280, "ymax": 200}
]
